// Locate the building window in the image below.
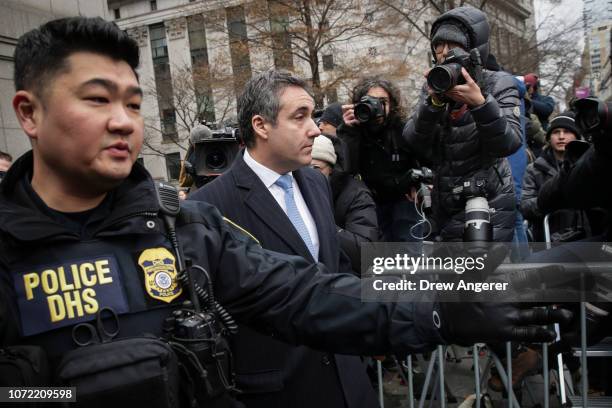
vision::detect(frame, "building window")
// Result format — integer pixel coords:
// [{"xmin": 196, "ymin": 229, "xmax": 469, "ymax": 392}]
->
[
  {"xmin": 322, "ymin": 54, "xmax": 334, "ymax": 71},
  {"xmin": 325, "ymin": 87, "xmax": 338, "ymax": 103},
  {"xmin": 227, "ymin": 5, "xmax": 252, "ymax": 98},
  {"xmin": 365, "ymin": 11, "xmax": 374, "ymax": 23},
  {"xmin": 161, "ymin": 109, "xmax": 177, "ymax": 140},
  {"xmin": 150, "ymin": 24, "xmax": 168, "ymax": 61},
  {"xmin": 368, "ymin": 47, "xmax": 377, "ymax": 57},
  {"xmin": 114, "ymin": 8, "xmax": 121, "ymax": 19},
  {"xmin": 188, "ymin": 14, "xmax": 216, "ymax": 124},
  {"xmin": 150, "ymin": 0, "xmax": 157, "ymax": 11},
  {"xmin": 165, "ymin": 152, "xmax": 181, "ymax": 181}
]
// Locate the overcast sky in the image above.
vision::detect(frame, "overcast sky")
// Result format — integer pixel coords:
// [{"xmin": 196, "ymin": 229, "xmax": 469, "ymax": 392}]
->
[{"xmin": 534, "ymin": 0, "xmax": 585, "ymax": 51}]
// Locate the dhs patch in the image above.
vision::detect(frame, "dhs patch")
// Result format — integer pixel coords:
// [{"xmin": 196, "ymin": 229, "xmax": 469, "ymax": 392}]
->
[{"xmin": 13, "ymin": 255, "xmax": 129, "ymax": 336}]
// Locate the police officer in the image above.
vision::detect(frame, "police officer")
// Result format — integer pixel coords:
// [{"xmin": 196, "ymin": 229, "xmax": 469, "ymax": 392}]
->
[{"xmin": 0, "ymin": 16, "xmax": 569, "ymax": 407}]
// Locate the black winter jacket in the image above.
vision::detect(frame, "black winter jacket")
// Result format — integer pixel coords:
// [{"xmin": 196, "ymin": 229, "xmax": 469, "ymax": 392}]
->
[
  {"xmin": 520, "ymin": 147, "xmax": 593, "ymax": 242},
  {"xmin": 0, "ymin": 152, "xmax": 443, "ymax": 406},
  {"xmin": 330, "ymin": 173, "xmax": 378, "ymax": 273},
  {"xmin": 538, "ymin": 146, "xmax": 611, "ymax": 240},
  {"xmin": 403, "ymin": 72, "xmax": 521, "ymax": 242},
  {"xmin": 404, "ymin": 6, "xmax": 521, "ymax": 242},
  {"xmin": 337, "ymin": 119, "xmax": 419, "ymax": 204}
]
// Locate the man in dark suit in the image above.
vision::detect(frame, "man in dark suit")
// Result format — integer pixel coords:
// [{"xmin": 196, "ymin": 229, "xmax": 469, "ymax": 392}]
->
[{"xmin": 189, "ymin": 69, "xmax": 379, "ymax": 408}]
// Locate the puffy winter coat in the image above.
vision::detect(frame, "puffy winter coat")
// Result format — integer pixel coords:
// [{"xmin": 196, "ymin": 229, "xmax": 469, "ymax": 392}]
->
[{"xmin": 404, "ymin": 6, "xmax": 521, "ymax": 242}]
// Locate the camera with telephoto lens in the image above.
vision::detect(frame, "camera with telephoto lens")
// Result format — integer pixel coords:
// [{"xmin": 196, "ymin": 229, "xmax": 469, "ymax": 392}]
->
[
  {"xmin": 452, "ymin": 172, "xmax": 492, "ymax": 244},
  {"xmin": 354, "ymin": 95, "xmax": 386, "ymax": 124},
  {"xmin": 427, "ymin": 48, "xmax": 483, "ymax": 94}
]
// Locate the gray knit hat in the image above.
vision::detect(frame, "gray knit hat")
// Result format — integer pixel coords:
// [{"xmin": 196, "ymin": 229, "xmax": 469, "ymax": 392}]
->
[
  {"xmin": 312, "ymin": 135, "xmax": 337, "ymax": 165},
  {"xmin": 431, "ymin": 21, "xmax": 470, "ymax": 51}
]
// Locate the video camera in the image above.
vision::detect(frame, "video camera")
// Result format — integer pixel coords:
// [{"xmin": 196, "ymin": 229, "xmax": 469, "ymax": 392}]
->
[
  {"xmin": 185, "ymin": 123, "xmax": 241, "ymax": 187},
  {"xmin": 354, "ymin": 95, "xmax": 386, "ymax": 124},
  {"xmin": 427, "ymin": 48, "xmax": 483, "ymax": 94}
]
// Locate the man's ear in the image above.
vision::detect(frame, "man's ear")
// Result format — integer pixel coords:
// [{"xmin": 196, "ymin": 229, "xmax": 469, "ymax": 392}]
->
[
  {"xmin": 12, "ymin": 91, "xmax": 41, "ymax": 140},
  {"xmin": 251, "ymin": 115, "xmax": 269, "ymax": 141}
]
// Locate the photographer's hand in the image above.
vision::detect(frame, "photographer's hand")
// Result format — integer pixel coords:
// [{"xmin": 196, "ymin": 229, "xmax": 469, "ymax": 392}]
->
[
  {"xmin": 444, "ymin": 68, "xmax": 485, "ymax": 108},
  {"xmin": 341, "ymin": 104, "xmax": 359, "ymax": 127}
]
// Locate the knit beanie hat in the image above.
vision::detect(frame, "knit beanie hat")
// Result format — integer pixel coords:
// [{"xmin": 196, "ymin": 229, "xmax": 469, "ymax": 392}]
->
[
  {"xmin": 546, "ymin": 111, "xmax": 580, "ymax": 140},
  {"xmin": 431, "ymin": 20, "xmax": 470, "ymax": 51},
  {"xmin": 312, "ymin": 135, "xmax": 337, "ymax": 165},
  {"xmin": 524, "ymin": 73, "xmax": 538, "ymax": 88},
  {"xmin": 319, "ymin": 102, "xmax": 343, "ymax": 128}
]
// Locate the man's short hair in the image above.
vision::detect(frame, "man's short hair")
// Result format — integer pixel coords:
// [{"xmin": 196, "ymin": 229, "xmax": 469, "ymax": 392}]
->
[
  {"xmin": 14, "ymin": 17, "xmax": 139, "ymax": 98},
  {"xmin": 351, "ymin": 76, "xmax": 406, "ymax": 123},
  {"xmin": 237, "ymin": 69, "xmax": 311, "ymax": 148},
  {"xmin": 0, "ymin": 151, "xmax": 12, "ymax": 162}
]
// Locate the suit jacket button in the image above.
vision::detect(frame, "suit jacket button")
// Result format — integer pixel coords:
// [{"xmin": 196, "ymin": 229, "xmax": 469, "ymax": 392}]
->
[{"xmin": 322, "ymin": 355, "xmax": 331, "ymax": 365}]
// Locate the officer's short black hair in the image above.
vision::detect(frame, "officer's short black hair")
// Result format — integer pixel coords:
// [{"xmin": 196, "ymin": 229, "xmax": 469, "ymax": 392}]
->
[
  {"xmin": 237, "ymin": 69, "xmax": 311, "ymax": 148},
  {"xmin": 14, "ymin": 17, "xmax": 139, "ymax": 99}
]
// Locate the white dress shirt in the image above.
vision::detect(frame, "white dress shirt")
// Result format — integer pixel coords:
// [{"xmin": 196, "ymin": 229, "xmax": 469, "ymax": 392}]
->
[{"xmin": 243, "ymin": 149, "xmax": 320, "ymax": 260}]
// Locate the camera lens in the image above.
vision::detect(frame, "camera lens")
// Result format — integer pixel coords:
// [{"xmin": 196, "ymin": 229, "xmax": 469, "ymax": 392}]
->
[
  {"xmin": 205, "ymin": 148, "xmax": 227, "ymax": 170},
  {"xmin": 427, "ymin": 63, "xmax": 463, "ymax": 93},
  {"xmin": 354, "ymin": 103, "xmax": 372, "ymax": 123}
]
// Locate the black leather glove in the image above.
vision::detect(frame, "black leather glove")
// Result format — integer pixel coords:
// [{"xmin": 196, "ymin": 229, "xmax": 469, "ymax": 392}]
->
[{"xmin": 438, "ymin": 302, "xmax": 573, "ymax": 346}]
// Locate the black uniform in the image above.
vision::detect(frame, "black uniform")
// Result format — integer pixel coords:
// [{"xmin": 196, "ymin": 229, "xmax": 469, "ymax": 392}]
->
[{"xmin": 0, "ymin": 152, "xmax": 443, "ymax": 406}]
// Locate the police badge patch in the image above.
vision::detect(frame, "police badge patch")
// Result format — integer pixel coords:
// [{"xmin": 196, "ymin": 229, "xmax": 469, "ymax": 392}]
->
[{"xmin": 138, "ymin": 248, "xmax": 182, "ymax": 303}]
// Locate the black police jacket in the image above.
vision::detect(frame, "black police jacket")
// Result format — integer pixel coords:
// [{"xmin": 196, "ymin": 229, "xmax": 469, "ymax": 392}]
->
[{"xmin": 0, "ymin": 152, "xmax": 443, "ymax": 404}]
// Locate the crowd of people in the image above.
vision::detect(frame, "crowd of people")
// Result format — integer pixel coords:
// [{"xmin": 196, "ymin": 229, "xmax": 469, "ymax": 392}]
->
[{"xmin": 0, "ymin": 4, "xmax": 610, "ymax": 408}]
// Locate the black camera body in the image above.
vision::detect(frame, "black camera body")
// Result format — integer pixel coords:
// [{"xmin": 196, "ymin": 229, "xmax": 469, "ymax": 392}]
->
[
  {"xmin": 407, "ymin": 167, "xmax": 433, "ymax": 185},
  {"xmin": 354, "ymin": 95, "xmax": 386, "ymax": 124},
  {"xmin": 407, "ymin": 167, "xmax": 434, "ymax": 209},
  {"xmin": 427, "ymin": 47, "xmax": 483, "ymax": 94}
]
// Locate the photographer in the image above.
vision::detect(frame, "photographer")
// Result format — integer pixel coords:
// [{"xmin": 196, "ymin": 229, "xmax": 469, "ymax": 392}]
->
[
  {"xmin": 403, "ymin": 5, "xmax": 521, "ymax": 242},
  {"xmin": 338, "ymin": 77, "xmax": 423, "ymax": 242}
]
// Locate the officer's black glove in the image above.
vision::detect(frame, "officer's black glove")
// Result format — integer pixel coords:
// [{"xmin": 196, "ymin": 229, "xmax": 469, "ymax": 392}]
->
[{"xmin": 438, "ymin": 302, "xmax": 573, "ymax": 346}]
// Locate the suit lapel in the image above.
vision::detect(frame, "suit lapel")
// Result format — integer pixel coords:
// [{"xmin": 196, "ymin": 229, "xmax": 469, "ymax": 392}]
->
[{"xmin": 233, "ymin": 154, "xmax": 314, "ymax": 261}]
